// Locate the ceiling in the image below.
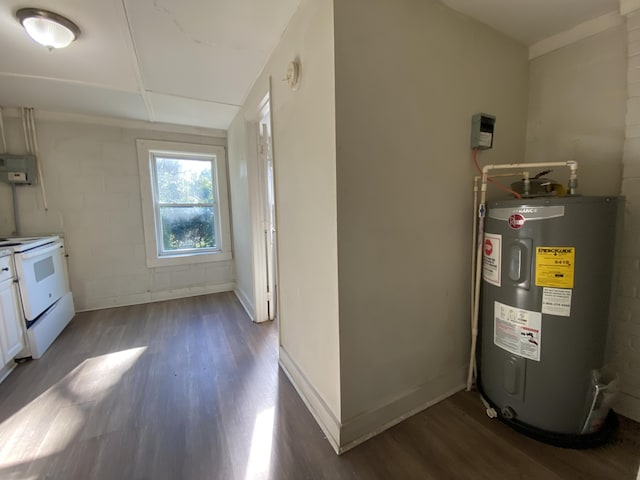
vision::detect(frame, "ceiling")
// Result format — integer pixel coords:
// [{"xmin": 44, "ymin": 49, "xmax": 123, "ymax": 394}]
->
[
  {"xmin": 0, "ymin": 0, "xmax": 622, "ymax": 131},
  {"xmin": 0, "ymin": 0, "xmax": 301, "ymax": 130}
]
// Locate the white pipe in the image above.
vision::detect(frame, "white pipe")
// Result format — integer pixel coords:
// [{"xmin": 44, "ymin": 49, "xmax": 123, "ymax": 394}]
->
[
  {"xmin": 466, "ymin": 160, "xmax": 579, "ymax": 391},
  {"xmin": 21, "ymin": 108, "xmax": 30, "ymax": 153},
  {"xmin": 470, "ymin": 178, "xmax": 478, "ymax": 350},
  {"xmin": 481, "ymin": 161, "xmax": 575, "ymax": 173},
  {"xmin": 11, "ymin": 183, "xmax": 20, "ymax": 236},
  {"xmin": 28, "ymin": 109, "xmax": 48, "ymax": 211},
  {"xmin": 467, "ymin": 172, "xmax": 488, "ymax": 390},
  {"xmin": 0, "ymin": 107, "xmax": 7, "ymax": 153}
]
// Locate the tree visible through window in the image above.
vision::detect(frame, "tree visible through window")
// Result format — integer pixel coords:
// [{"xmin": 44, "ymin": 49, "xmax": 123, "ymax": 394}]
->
[{"xmin": 154, "ymin": 156, "xmax": 217, "ymax": 253}]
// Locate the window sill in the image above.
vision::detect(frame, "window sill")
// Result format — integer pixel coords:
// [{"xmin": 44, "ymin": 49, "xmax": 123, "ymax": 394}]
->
[{"xmin": 146, "ymin": 250, "xmax": 232, "ymax": 268}]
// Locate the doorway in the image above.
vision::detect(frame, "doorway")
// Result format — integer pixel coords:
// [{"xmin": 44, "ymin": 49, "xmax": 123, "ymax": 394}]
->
[{"xmin": 255, "ymin": 93, "xmax": 278, "ymax": 321}]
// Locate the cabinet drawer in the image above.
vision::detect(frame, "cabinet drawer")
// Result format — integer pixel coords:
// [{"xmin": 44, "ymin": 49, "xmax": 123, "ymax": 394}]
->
[{"xmin": 0, "ymin": 256, "xmax": 13, "ymax": 284}]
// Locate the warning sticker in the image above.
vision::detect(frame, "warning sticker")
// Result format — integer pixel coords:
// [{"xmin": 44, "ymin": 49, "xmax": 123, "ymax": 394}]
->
[
  {"xmin": 483, "ymin": 233, "xmax": 502, "ymax": 287},
  {"xmin": 494, "ymin": 301, "xmax": 542, "ymax": 361},
  {"xmin": 542, "ymin": 287, "xmax": 572, "ymax": 317},
  {"xmin": 535, "ymin": 247, "xmax": 575, "ymax": 288}
]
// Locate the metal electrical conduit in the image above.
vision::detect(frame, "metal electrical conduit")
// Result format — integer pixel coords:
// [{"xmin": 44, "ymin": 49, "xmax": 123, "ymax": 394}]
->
[{"xmin": 466, "ymin": 160, "xmax": 579, "ymax": 392}]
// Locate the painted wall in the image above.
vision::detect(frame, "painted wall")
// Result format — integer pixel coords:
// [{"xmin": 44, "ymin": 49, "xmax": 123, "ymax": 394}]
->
[
  {"xmin": 0, "ymin": 115, "xmax": 234, "ymax": 311},
  {"xmin": 613, "ymin": 11, "xmax": 640, "ymax": 422},
  {"xmin": 227, "ymin": 115, "xmax": 255, "ymax": 318},
  {"xmin": 526, "ymin": 26, "xmax": 627, "ymax": 195},
  {"xmin": 227, "ymin": 0, "xmax": 342, "ymax": 437},
  {"xmin": 334, "ymin": 0, "xmax": 529, "ymax": 442}
]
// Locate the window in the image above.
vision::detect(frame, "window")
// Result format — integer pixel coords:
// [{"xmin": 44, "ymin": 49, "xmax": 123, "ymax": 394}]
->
[{"xmin": 137, "ymin": 140, "xmax": 232, "ymax": 267}]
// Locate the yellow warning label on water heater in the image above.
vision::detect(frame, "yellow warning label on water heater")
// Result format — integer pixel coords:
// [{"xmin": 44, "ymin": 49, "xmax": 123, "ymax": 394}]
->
[{"xmin": 535, "ymin": 247, "xmax": 575, "ymax": 289}]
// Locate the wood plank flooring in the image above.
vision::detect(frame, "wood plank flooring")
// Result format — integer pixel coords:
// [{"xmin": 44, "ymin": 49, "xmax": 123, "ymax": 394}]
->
[{"xmin": 0, "ymin": 292, "xmax": 637, "ymax": 479}]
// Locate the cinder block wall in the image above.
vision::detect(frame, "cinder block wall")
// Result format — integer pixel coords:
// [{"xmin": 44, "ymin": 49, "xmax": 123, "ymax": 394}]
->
[
  {"xmin": 612, "ymin": 11, "xmax": 640, "ymax": 422},
  {"xmin": 0, "ymin": 117, "xmax": 234, "ymax": 311}
]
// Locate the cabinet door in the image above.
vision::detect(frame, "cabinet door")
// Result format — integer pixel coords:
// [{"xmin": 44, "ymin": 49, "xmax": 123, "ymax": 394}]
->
[{"xmin": 0, "ymin": 279, "xmax": 24, "ymax": 364}]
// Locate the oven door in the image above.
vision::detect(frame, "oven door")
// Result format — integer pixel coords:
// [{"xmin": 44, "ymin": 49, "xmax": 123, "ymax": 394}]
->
[{"xmin": 14, "ymin": 241, "xmax": 69, "ymax": 321}]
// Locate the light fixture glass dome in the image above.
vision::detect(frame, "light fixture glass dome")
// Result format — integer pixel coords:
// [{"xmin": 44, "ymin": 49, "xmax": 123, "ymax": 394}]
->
[{"xmin": 16, "ymin": 8, "xmax": 80, "ymax": 50}]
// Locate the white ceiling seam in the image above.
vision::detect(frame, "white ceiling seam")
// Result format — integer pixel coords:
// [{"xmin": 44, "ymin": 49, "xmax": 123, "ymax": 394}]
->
[
  {"xmin": 121, "ymin": 0, "xmax": 155, "ymax": 122},
  {"xmin": 0, "ymin": 71, "xmax": 139, "ymax": 94},
  {"xmin": 0, "ymin": 107, "xmax": 228, "ymax": 138}
]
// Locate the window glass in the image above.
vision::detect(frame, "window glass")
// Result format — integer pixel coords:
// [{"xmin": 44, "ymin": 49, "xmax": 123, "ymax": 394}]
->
[
  {"xmin": 155, "ymin": 157, "xmax": 214, "ymax": 204},
  {"xmin": 159, "ymin": 206, "xmax": 216, "ymax": 251},
  {"xmin": 136, "ymin": 140, "xmax": 232, "ymax": 268}
]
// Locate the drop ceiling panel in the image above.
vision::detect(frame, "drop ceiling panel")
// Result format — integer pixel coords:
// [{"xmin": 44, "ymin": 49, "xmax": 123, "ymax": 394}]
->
[
  {"xmin": 441, "ymin": 0, "xmax": 619, "ymax": 45},
  {"xmin": 0, "ymin": 75, "xmax": 148, "ymax": 121},
  {"xmin": 0, "ymin": 1, "xmax": 140, "ymax": 91},
  {"xmin": 0, "ymin": 0, "xmax": 620, "ymax": 130},
  {"xmin": 148, "ymin": 92, "xmax": 240, "ymax": 130},
  {"xmin": 126, "ymin": 0, "xmax": 300, "ymax": 105}
]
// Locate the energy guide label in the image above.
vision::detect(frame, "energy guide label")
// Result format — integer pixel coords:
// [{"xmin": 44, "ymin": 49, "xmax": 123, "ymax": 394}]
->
[
  {"xmin": 535, "ymin": 247, "xmax": 575, "ymax": 289},
  {"xmin": 494, "ymin": 301, "xmax": 542, "ymax": 362}
]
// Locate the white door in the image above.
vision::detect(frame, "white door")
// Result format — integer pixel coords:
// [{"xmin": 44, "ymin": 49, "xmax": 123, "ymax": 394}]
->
[{"xmin": 258, "ymin": 100, "xmax": 277, "ymax": 321}]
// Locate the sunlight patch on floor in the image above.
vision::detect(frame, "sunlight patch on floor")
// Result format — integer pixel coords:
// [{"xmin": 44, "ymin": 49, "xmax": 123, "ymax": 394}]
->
[
  {"xmin": 0, "ymin": 347, "xmax": 146, "ymax": 469},
  {"xmin": 67, "ymin": 347, "xmax": 147, "ymax": 401},
  {"xmin": 244, "ymin": 406, "xmax": 275, "ymax": 480}
]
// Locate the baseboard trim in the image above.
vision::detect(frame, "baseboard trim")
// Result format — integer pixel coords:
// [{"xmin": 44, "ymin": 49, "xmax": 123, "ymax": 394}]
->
[
  {"xmin": 339, "ymin": 367, "xmax": 467, "ymax": 454},
  {"xmin": 614, "ymin": 391, "xmax": 640, "ymax": 423},
  {"xmin": 77, "ymin": 282, "xmax": 236, "ymax": 312},
  {"xmin": 279, "ymin": 351, "xmax": 466, "ymax": 455},
  {"xmin": 233, "ymin": 288, "xmax": 255, "ymax": 322},
  {"xmin": 278, "ymin": 347, "xmax": 342, "ymax": 454}
]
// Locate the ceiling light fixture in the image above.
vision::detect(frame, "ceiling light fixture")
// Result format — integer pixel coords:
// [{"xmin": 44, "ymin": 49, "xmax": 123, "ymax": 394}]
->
[{"xmin": 16, "ymin": 8, "xmax": 81, "ymax": 50}]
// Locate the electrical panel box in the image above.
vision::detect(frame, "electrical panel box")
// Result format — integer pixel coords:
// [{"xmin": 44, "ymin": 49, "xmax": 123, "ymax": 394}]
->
[
  {"xmin": 0, "ymin": 154, "xmax": 38, "ymax": 185},
  {"xmin": 471, "ymin": 113, "xmax": 496, "ymax": 150}
]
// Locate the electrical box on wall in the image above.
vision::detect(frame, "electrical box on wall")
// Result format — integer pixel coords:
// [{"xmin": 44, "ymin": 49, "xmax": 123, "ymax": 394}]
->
[
  {"xmin": 470, "ymin": 113, "xmax": 496, "ymax": 150},
  {"xmin": 0, "ymin": 154, "xmax": 38, "ymax": 185}
]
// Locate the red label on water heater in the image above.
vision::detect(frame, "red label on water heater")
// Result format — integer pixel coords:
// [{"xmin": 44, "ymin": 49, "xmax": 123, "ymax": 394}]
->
[
  {"xmin": 484, "ymin": 239, "xmax": 493, "ymax": 256},
  {"xmin": 508, "ymin": 213, "xmax": 525, "ymax": 229}
]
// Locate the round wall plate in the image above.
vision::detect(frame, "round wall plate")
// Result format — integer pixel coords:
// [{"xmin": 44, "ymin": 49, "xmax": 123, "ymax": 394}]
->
[{"xmin": 286, "ymin": 60, "xmax": 300, "ymax": 90}]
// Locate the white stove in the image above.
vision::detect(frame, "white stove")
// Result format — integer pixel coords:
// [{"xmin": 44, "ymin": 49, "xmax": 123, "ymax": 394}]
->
[
  {"xmin": 0, "ymin": 235, "xmax": 60, "ymax": 253},
  {"xmin": 2, "ymin": 235, "xmax": 75, "ymax": 359}
]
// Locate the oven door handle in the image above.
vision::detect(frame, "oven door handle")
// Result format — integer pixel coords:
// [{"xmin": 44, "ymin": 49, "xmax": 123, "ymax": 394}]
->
[{"xmin": 17, "ymin": 242, "xmax": 63, "ymax": 260}]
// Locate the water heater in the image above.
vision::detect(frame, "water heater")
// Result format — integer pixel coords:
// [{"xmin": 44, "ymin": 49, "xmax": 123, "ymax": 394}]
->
[{"xmin": 479, "ymin": 196, "xmax": 621, "ymax": 446}]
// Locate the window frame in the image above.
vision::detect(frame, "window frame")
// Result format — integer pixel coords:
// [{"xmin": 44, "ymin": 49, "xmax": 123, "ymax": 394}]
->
[{"xmin": 137, "ymin": 139, "xmax": 232, "ymax": 268}]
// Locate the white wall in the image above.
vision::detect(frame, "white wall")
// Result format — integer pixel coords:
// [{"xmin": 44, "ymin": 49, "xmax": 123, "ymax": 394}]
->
[
  {"xmin": 334, "ymin": 0, "xmax": 529, "ymax": 445},
  {"xmin": 613, "ymin": 11, "xmax": 640, "ymax": 422},
  {"xmin": 0, "ymin": 115, "xmax": 234, "ymax": 311},
  {"xmin": 227, "ymin": 0, "xmax": 342, "ymax": 446},
  {"xmin": 526, "ymin": 26, "xmax": 627, "ymax": 195},
  {"xmin": 227, "ymin": 115, "xmax": 255, "ymax": 318}
]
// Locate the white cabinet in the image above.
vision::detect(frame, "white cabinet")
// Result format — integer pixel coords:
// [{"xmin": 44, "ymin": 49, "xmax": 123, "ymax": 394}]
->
[
  {"xmin": 0, "ymin": 254, "xmax": 24, "ymax": 373},
  {"xmin": 0, "ymin": 278, "xmax": 24, "ymax": 364}
]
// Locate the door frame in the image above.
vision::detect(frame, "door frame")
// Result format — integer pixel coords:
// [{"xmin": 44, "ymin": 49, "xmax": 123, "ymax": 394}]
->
[{"xmin": 247, "ymin": 83, "xmax": 278, "ymax": 323}]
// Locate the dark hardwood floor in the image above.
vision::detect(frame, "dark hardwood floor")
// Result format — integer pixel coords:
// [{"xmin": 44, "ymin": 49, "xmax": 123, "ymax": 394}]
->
[{"xmin": 0, "ymin": 292, "xmax": 637, "ymax": 479}]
